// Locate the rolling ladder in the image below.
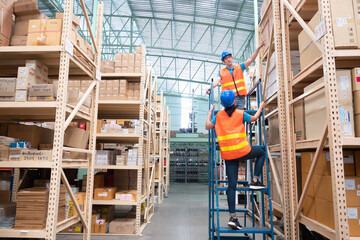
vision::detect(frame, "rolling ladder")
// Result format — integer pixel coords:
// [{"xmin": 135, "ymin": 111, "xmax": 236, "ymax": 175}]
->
[{"xmin": 208, "ymin": 80, "xmax": 274, "ymax": 240}]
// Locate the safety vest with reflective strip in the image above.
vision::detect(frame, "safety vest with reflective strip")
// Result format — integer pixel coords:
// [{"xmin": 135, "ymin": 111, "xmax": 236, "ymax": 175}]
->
[
  {"xmin": 220, "ymin": 64, "xmax": 247, "ymax": 96},
  {"xmin": 215, "ymin": 109, "xmax": 251, "ymax": 160}
]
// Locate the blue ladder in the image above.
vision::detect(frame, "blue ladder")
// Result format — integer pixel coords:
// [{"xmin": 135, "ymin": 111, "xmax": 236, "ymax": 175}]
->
[{"xmin": 208, "ymin": 79, "xmax": 274, "ymax": 240}]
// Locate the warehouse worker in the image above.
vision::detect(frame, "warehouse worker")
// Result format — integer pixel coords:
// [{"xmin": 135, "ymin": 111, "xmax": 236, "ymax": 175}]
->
[
  {"xmin": 205, "ymin": 90, "xmax": 266, "ymax": 230},
  {"xmin": 206, "ymin": 41, "xmax": 265, "ymax": 109}
]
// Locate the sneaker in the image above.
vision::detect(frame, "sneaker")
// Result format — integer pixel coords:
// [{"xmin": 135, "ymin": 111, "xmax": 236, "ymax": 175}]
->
[
  {"xmin": 228, "ymin": 217, "xmax": 242, "ymax": 230},
  {"xmin": 249, "ymin": 180, "xmax": 265, "ymax": 190}
]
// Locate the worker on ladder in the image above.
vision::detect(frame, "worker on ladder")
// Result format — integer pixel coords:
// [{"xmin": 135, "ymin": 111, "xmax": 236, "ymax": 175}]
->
[
  {"xmin": 205, "ymin": 90, "xmax": 266, "ymax": 230},
  {"xmin": 206, "ymin": 41, "xmax": 265, "ymax": 109}
]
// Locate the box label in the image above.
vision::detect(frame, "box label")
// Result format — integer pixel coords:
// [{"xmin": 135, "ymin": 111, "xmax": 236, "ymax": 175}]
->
[
  {"xmin": 98, "ymin": 192, "xmax": 107, "ymax": 197},
  {"xmin": 356, "ymin": 69, "xmax": 360, "ymax": 74},
  {"xmin": 345, "ymin": 179, "xmax": 356, "ymax": 190},
  {"xmin": 340, "ymin": 75, "xmax": 350, "ymax": 90},
  {"xmin": 343, "ymin": 124, "xmax": 352, "ymax": 136},
  {"xmin": 65, "ymin": 38, "xmax": 74, "ymax": 56},
  {"xmin": 315, "ymin": 19, "xmax": 327, "ymax": 41},
  {"xmin": 357, "ymin": 190, "xmax": 360, "ymax": 196},
  {"xmin": 348, "ymin": 208, "xmax": 358, "ymax": 219}
]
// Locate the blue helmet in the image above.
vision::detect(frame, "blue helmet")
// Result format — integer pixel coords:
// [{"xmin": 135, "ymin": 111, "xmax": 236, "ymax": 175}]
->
[
  {"xmin": 220, "ymin": 90, "xmax": 235, "ymax": 108},
  {"xmin": 221, "ymin": 51, "xmax": 232, "ymax": 61}
]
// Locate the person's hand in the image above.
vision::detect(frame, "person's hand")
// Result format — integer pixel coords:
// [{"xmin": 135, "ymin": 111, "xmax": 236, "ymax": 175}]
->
[
  {"xmin": 206, "ymin": 87, "xmax": 211, "ymax": 95},
  {"xmin": 210, "ymin": 104, "xmax": 215, "ymax": 111},
  {"xmin": 258, "ymin": 41, "xmax": 265, "ymax": 49},
  {"xmin": 260, "ymin": 102, "xmax": 266, "ymax": 109}
]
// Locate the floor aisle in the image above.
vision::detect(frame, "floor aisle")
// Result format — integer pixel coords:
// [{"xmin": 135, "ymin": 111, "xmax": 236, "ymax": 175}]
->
[{"xmin": 57, "ymin": 183, "xmax": 263, "ymax": 240}]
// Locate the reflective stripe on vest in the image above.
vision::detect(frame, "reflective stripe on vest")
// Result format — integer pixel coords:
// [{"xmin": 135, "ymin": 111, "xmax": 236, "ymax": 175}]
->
[
  {"xmin": 215, "ymin": 109, "xmax": 251, "ymax": 160},
  {"xmin": 219, "ymin": 64, "xmax": 247, "ymax": 96}
]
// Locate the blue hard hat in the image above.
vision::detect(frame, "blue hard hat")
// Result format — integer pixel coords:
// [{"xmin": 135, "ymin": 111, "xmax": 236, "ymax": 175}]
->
[
  {"xmin": 221, "ymin": 51, "xmax": 232, "ymax": 61},
  {"xmin": 220, "ymin": 90, "xmax": 235, "ymax": 108}
]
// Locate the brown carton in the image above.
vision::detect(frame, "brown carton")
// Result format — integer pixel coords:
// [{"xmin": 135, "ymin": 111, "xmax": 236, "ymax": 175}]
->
[
  {"xmin": 109, "ymin": 218, "xmax": 135, "ymax": 234},
  {"xmin": 354, "ymin": 91, "xmax": 360, "ymax": 115},
  {"xmin": 0, "ymin": 0, "xmax": 14, "ymax": 13},
  {"xmin": 93, "ymin": 187, "xmax": 117, "ymax": 200},
  {"xmin": 15, "ymin": 90, "xmax": 27, "ymax": 102},
  {"xmin": 303, "ymin": 196, "xmax": 316, "ymax": 219},
  {"xmin": 345, "ymin": 177, "xmax": 360, "ymax": 207},
  {"xmin": 10, "ymin": 36, "xmax": 27, "ymax": 46},
  {"xmin": 13, "ymin": 13, "xmax": 47, "ymax": 36},
  {"xmin": 0, "ymin": 7, "xmax": 13, "ymax": 42},
  {"xmin": 0, "ymin": 34, "xmax": 9, "ymax": 46},
  {"xmin": 0, "ymin": 78, "xmax": 16, "ymax": 96},
  {"xmin": 7, "ymin": 124, "xmax": 54, "ymax": 148},
  {"xmin": 352, "ymin": 68, "xmax": 360, "ymax": 91},
  {"xmin": 356, "ymin": 114, "xmax": 360, "ymax": 137},
  {"xmin": 293, "ymin": 100, "xmax": 305, "ymax": 141},
  {"xmin": 315, "ymin": 198, "xmax": 335, "ymax": 229},
  {"xmin": 13, "ymin": 0, "xmax": 39, "ymax": 16},
  {"xmin": 64, "ymin": 126, "xmax": 89, "ymax": 149},
  {"xmin": 348, "ymin": 207, "xmax": 360, "ymax": 236},
  {"xmin": 27, "ymin": 19, "xmax": 62, "ymax": 46}
]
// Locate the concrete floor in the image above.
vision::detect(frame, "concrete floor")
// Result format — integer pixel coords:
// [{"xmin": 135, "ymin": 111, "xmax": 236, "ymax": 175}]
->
[{"xmin": 57, "ymin": 183, "xmax": 263, "ymax": 240}]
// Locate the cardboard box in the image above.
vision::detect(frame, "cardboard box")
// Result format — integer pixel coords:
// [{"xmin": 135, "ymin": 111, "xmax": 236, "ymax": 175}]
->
[
  {"xmin": 13, "ymin": 0, "xmax": 39, "ymax": 16},
  {"xmin": 294, "ymin": 100, "xmax": 305, "ymax": 141},
  {"xmin": 115, "ymin": 190, "xmax": 136, "ymax": 201},
  {"xmin": 0, "ymin": 190, "xmax": 11, "ymax": 202},
  {"xmin": 10, "ymin": 35, "xmax": 27, "ymax": 46},
  {"xmin": 67, "ymin": 90, "xmax": 91, "ymax": 108},
  {"xmin": 354, "ymin": 91, "xmax": 360, "ymax": 115},
  {"xmin": 61, "ymin": 223, "xmax": 83, "ymax": 233},
  {"xmin": 16, "ymin": 67, "xmax": 38, "ymax": 89},
  {"xmin": 27, "ymin": 19, "xmax": 62, "ymax": 46},
  {"xmin": 302, "ymin": 173, "xmax": 314, "ymax": 197},
  {"xmin": 15, "ymin": 90, "xmax": 27, "ymax": 102},
  {"xmin": 7, "ymin": 124, "xmax": 53, "ymax": 148},
  {"xmin": 314, "ymin": 175, "xmax": 332, "ymax": 201},
  {"xmin": 303, "ymin": 196, "xmax": 316, "ymax": 219},
  {"xmin": 100, "ymin": 61, "xmax": 115, "ymax": 73},
  {"xmin": 26, "ymin": 60, "xmax": 48, "ymax": 77},
  {"xmin": 0, "ymin": 78, "xmax": 16, "ymax": 96},
  {"xmin": 348, "ymin": 207, "xmax": 360, "ymax": 236},
  {"xmin": 29, "ymin": 84, "xmax": 56, "ymax": 97},
  {"xmin": 304, "ymin": 73, "xmax": 355, "ymax": 139},
  {"xmin": 13, "ymin": 13, "xmax": 47, "ymax": 36},
  {"xmin": 356, "ymin": 114, "xmax": 360, "ymax": 137},
  {"xmin": 0, "ymin": 34, "xmax": 9, "ymax": 46},
  {"xmin": 64, "ymin": 126, "xmax": 89, "ymax": 149},
  {"xmin": 93, "ymin": 187, "xmax": 117, "ymax": 200},
  {"xmin": 268, "ymin": 113, "xmax": 279, "ymax": 145},
  {"xmin": 315, "ymin": 198, "xmax": 335, "ymax": 229},
  {"xmin": 109, "ymin": 218, "xmax": 136, "ymax": 234},
  {"xmin": 0, "ymin": 0, "xmax": 15, "ymax": 13},
  {"xmin": 0, "ymin": 7, "xmax": 14, "ymax": 42},
  {"xmin": 353, "ymin": 68, "xmax": 360, "ymax": 91},
  {"xmin": 345, "ymin": 177, "xmax": 360, "ymax": 207}
]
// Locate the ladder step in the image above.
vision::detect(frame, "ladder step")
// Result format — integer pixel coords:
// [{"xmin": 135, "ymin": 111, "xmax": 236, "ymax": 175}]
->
[
  {"xmin": 212, "ymin": 208, "xmax": 248, "ymax": 213},
  {"xmin": 217, "ymin": 180, "xmax": 248, "ymax": 185},
  {"xmin": 217, "ymin": 187, "xmax": 269, "ymax": 192},
  {"xmin": 217, "ymin": 227, "xmax": 271, "ymax": 234},
  {"xmin": 215, "ymin": 236, "xmax": 250, "ymax": 240}
]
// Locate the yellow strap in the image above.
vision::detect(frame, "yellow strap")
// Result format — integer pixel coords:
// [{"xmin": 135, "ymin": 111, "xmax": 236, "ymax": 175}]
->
[
  {"xmin": 222, "ymin": 79, "xmax": 245, "ymax": 88},
  {"xmin": 217, "ymin": 133, "xmax": 246, "ymax": 141},
  {"xmin": 220, "ymin": 140, "xmax": 249, "ymax": 152}
]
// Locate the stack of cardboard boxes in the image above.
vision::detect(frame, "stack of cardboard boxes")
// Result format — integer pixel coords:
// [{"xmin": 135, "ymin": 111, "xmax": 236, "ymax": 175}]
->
[
  {"xmin": 14, "ymin": 186, "xmax": 66, "ymax": 229},
  {"xmin": 99, "ymin": 79, "xmax": 140, "ymax": 100},
  {"xmin": 96, "ymin": 119, "xmax": 139, "ymax": 134},
  {"xmin": 301, "ymin": 151, "xmax": 360, "ymax": 236},
  {"xmin": 304, "ymin": 70, "xmax": 355, "ymax": 140},
  {"xmin": 111, "ymin": 46, "xmax": 143, "ymax": 74}
]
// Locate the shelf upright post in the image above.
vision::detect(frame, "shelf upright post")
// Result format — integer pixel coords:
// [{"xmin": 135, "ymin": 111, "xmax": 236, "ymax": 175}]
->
[
  {"xmin": 84, "ymin": 2, "xmax": 104, "ymax": 240},
  {"xmin": 318, "ymin": 0, "xmax": 350, "ymax": 238},
  {"xmin": 271, "ymin": 0, "xmax": 297, "ymax": 239},
  {"xmin": 279, "ymin": 0, "xmax": 299, "ymax": 239},
  {"xmin": 45, "ymin": 0, "xmax": 73, "ymax": 239},
  {"xmin": 135, "ymin": 45, "xmax": 147, "ymax": 235}
]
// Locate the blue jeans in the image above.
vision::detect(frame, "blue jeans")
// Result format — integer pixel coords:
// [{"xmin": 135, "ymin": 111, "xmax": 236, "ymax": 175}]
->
[
  {"xmin": 224, "ymin": 147, "xmax": 265, "ymax": 216},
  {"xmin": 235, "ymin": 95, "xmax": 246, "ymax": 110}
]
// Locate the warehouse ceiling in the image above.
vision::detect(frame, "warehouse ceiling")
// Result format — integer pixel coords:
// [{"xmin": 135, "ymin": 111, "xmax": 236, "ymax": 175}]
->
[{"xmin": 39, "ymin": 0, "xmax": 262, "ymax": 100}]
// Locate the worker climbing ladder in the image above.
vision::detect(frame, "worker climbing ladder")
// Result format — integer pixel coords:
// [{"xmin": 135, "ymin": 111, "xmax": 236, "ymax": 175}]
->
[{"xmin": 208, "ymin": 79, "xmax": 274, "ymax": 240}]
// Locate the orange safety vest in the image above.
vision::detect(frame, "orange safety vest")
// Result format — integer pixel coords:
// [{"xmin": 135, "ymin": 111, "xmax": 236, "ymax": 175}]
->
[
  {"xmin": 220, "ymin": 64, "xmax": 247, "ymax": 96},
  {"xmin": 215, "ymin": 109, "xmax": 251, "ymax": 160}
]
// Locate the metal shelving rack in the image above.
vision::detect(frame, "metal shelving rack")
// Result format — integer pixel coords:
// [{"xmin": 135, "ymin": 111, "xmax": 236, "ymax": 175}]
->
[
  {"xmin": 154, "ymin": 90, "xmax": 165, "ymax": 203},
  {"xmin": 92, "ymin": 45, "xmax": 156, "ymax": 236},
  {"xmin": 0, "ymin": 0, "xmax": 104, "ymax": 239},
  {"xmin": 259, "ymin": 0, "xmax": 360, "ymax": 239}
]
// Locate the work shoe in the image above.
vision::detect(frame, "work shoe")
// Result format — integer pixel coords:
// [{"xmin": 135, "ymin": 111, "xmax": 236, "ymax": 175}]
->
[
  {"xmin": 228, "ymin": 217, "xmax": 242, "ymax": 230},
  {"xmin": 249, "ymin": 180, "xmax": 265, "ymax": 190}
]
